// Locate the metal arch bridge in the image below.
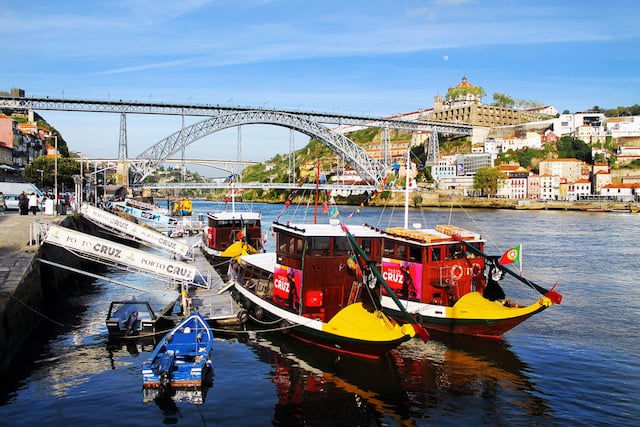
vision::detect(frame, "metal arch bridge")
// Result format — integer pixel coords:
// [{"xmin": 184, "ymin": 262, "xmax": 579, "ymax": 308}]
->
[
  {"xmin": 0, "ymin": 95, "xmax": 473, "ymax": 184},
  {"xmin": 133, "ymin": 109, "xmax": 392, "ymax": 185},
  {"xmin": 138, "ymin": 181, "xmax": 380, "ymax": 193}
]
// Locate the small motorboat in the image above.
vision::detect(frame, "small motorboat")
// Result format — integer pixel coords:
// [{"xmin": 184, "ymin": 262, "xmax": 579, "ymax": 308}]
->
[
  {"xmin": 105, "ymin": 290, "xmax": 180, "ymax": 338},
  {"xmin": 141, "ymin": 312, "xmax": 214, "ymax": 390}
]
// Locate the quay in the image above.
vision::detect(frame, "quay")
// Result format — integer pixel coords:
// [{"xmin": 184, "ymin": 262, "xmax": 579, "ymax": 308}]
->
[{"xmin": 0, "ymin": 213, "xmax": 64, "ymax": 375}]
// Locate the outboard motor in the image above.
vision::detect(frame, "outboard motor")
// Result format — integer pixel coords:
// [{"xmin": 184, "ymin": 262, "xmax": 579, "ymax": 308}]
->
[
  {"xmin": 125, "ymin": 311, "xmax": 139, "ymax": 336},
  {"xmin": 158, "ymin": 350, "xmax": 176, "ymax": 389}
]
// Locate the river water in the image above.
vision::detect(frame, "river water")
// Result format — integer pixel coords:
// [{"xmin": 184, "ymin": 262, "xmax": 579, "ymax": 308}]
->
[{"xmin": 1, "ymin": 200, "xmax": 639, "ymax": 426}]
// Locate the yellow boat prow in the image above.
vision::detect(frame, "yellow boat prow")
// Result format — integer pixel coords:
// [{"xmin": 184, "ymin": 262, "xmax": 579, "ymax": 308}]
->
[
  {"xmin": 220, "ymin": 241, "xmax": 258, "ymax": 258},
  {"xmin": 323, "ymin": 302, "xmax": 415, "ymax": 342},
  {"xmin": 447, "ymin": 291, "xmax": 553, "ymax": 320}
]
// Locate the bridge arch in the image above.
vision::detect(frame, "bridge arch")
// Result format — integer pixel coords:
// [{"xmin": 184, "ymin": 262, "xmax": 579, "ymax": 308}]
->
[{"xmin": 131, "ymin": 110, "xmax": 387, "ymax": 185}]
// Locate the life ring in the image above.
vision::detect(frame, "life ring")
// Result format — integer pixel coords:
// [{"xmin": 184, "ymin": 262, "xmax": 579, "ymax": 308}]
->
[{"xmin": 451, "ymin": 265, "xmax": 464, "ymax": 281}]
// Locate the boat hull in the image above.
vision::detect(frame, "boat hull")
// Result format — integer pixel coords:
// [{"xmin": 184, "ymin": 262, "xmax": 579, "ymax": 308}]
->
[
  {"xmin": 382, "ymin": 292, "xmax": 553, "ymax": 339},
  {"xmin": 235, "ymin": 283, "xmax": 414, "ymax": 359},
  {"xmin": 141, "ymin": 312, "xmax": 214, "ymax": 390}
]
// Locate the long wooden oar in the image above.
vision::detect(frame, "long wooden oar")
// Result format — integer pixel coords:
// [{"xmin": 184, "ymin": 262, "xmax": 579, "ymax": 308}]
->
[
  {"xmin": 341, "ymin": 224, "xmax": 430, "ymax": 342},
  {"xmin": 452, "ymin": 235, "xmax": 562, "ymax": 304}
]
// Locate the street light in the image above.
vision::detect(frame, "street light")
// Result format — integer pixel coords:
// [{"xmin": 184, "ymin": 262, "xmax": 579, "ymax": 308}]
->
[
  {"xmin": 53, "ymin": 136, "xmax": 58, "ymax": 215},
  {"xmin": 36, "ymin": 169, "xmax": 44, "ymax": 188}
]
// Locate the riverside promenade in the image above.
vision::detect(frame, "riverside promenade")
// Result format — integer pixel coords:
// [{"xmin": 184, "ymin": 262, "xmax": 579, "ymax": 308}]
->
[
  {"xmin": 0, "ymin": 212, "xmax": 64, "ymax": 374},
  {"xmin": 0, "ymin": 213, "xmax": 57, "ymax": 298}
]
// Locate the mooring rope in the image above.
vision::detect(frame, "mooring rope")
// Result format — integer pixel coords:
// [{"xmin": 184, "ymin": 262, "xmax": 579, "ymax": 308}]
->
[{"xmin": 9, "ymin": 294, "xmax": 65, "ymax": 327}]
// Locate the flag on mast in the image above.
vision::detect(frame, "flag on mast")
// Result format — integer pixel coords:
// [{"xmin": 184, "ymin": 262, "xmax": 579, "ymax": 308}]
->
[{"xmin": 499, "ymin": 244, "xmax": 522, "ymax": 274}]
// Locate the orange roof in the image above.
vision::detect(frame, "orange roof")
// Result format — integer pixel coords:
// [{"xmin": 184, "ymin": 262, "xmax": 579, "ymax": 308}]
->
[
  {"xmin": 603, "ymin": 183, "xmax": 640, "ymax": 189},
  {"xmin": 454, "ymin": 76, "xmax": 474, "ymax": 88}
]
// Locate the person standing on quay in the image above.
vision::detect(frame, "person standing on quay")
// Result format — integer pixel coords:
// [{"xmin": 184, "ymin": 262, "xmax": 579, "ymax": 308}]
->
[
  {"xmin": 28, "ymin": 192, "xmax": 39, "ymax": 215},
  {"xmin": 0, "ymin": 192, "xmax": 5, "ymax": 213},
  {"xmin": 18, "ymin": 191, "xmax": 28, "ymax": 215}
]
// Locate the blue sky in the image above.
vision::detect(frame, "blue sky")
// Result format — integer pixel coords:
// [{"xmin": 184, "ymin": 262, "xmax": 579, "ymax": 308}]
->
[{"xmin": 1, "ymin": 0, "xmax": 639, "ymax": 176}]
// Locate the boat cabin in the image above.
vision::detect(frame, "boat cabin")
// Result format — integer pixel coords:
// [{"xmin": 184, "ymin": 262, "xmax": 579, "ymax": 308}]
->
[
  {"xmin": 235, "ymin": 221, "xmax": 384, "ymax": 322},
  {"xmin": 379, "ymin": 224, "xmax": 486, "ymax": 306},
  {"xmin": 204, "ymin": 211, "xmax": 262, "ymax": 253}
]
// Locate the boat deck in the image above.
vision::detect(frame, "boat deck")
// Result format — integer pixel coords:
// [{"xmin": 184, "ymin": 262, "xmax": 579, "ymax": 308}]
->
[{"xmin": 186, "ymin": 245, "xmax": 244, "ymax": 326}]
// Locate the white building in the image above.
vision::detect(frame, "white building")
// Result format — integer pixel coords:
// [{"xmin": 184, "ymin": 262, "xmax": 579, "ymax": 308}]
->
[
  {"xmin": 567, "ymin": 179, "xmax": 592, "ymax": 201},
  {"xmin": 552, "ymin": 112, "xmax": 606, "ymax": 137},
  {"xmin": 539, "ymin": 174, "xmax": 560, "ymax": 200},
  {"xmin": 606, "ymin": 116, "xmax": 640, "ymax": 138}
]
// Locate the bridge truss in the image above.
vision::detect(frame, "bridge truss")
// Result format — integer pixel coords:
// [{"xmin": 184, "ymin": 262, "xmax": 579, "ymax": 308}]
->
[{"xmin": 0, "ymin": 96, "xmax": 473, "ymax": 185}]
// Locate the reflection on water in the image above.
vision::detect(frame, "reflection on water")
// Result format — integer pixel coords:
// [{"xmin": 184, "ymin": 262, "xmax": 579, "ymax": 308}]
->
[{"xmin": 244, "ymin": 331, "xmax": 410, "ymax": 425}]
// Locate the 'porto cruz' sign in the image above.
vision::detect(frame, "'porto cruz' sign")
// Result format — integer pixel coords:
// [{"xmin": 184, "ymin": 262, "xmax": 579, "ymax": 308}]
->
[
  {"xmin": 82, "ymin": 204, "xmax": 191, "ymax": 258},
  {"xmin": 45, "ymin": 225, "xmax": 197, "ymax": 283}
]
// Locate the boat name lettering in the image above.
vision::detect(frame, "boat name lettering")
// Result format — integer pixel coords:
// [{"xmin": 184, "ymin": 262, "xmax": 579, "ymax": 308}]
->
[
  {"xmin": 140, "ymin": 258, "xmax": 166, "ymax": 270},
  {"xmin": 166, "ymin": 264, "xmax": 191, "ymax": 277},
  {"xmin": 108, "ymin": 217, "xmax": 130, "ymax": 230},
  {"xmin": 157, "ymin": 237, "xmax": 177, "ymax": 250},
  {"xmin": 382, "ymin": 270, "xmax": 404, "ymax": 284},
  {"xmin": 93, "ymin": 243, "xmax": 122, "ymax": 258},
  {"xmin": 273, "ymin": 276, "xmax": 290, "ymax": 293}
]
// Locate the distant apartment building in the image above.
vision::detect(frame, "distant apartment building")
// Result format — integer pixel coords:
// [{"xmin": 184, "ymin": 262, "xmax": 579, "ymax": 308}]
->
[
  {"xmin": 552, "ymin": 112, "xmax": 606, "ymax": 138},
  {"xmin": 432, "ymin": 159, "xmax": 456, "ymax": 180},
  {"xmin": 606, "ymin": 116, "xmax": 640, "ymax": 138},
  {"xmin": 567, "ymin": 178, "xmax": 592, "ymax": 201},
  {"xmin": 539, "ymin": 174, "xmax": 560, "ymax": 200},
  {"xmin": 538, "ymin": 158, "xmax": 590, "ymax": 183},
  {"xmin": 528, "ymin": 174, "xmax": 540, "ymax": 200},
  {"xmin": 616, "ymin": 146, "xmax": 640, "ymax": 166},
  {"xmin": 600, "ymin": 183, "xmax": 640, "ymax": 202},
  {"xmin": 495, "ymin": 165, "xmax": 529, "ymax": 199}
]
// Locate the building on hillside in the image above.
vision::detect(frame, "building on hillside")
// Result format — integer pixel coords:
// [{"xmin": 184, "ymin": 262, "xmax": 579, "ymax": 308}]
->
[
  {"xmin": 0, "ymin": 114, "xmax": 14, "ymax": 166},
  {"xmin": 567, "ymin": 178, "xmax": 592, "ymax": 201},
  {"xmin": 538, "ymin": 158, "xmax": 590, "ymax": 183},
  {"xmin": 436, "ymin": 175, "xmax": 475, "ymax": 195},
  {"xmin": 432, "ymin": 160, "xmax": 456, "ymax": 180},
  {"xmin": 615, "ymin": 147, "xmax": 640, "ymax": 165},
  {"xmin": 496, "ymin": 167, "xmax": 529, "ymax": 199},
  {"xmin": 539, "ymin": 174, "xmax": 560, "ymax": 200},
  {"xmin": 495, "ymin": 132, "xmax": 543, "ymax": 153},
  {"xmin": 592, "ymin": 169, "xmax": 612, "ymax": 195},
  {"xmin": 527, "ymin": 106, "xmax": 559, "ymax": 116},
  {"xmin": 552, "ymin": 112, "xmax": 606, "ymax": 139},
  {"xmin": 527, "ymin": 173, "xmax": 540, "ymax": 200},
  {"xmin": 454, "ymin": 153, "xmax": 492, "ymax": 176},
  {"xmin": 605, "ymin": 116, "xmax": 640, "ymax": 138},
  {"xmin": 600, "ymin": 183, "xmax": 640, "ymax": 202}
]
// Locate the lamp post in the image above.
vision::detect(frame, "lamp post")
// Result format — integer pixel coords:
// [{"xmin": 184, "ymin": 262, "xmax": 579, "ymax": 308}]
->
[
  {"xmin": 53, "ymin": 135, "xmax": 58, "ymax": 215},
  {"xmin": 36, "ymin": 169, "xmax": 44, "ymax": 189}
]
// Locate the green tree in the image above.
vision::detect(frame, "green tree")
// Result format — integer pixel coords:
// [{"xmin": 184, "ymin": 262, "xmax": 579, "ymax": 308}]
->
[
  {"xmin": 556, "ymin": 136, "xmax": 592, "ymax": 163},
  {"xmin": 492, "ymin": 92, "xmax": 515, "ymax": 108},
  {"xmin": 473, "ymin": 167, "xmax": 507, "ymax": 197},
  {"xmin": 25, "ymin": 156, "xmax": 80, "ymax": 191},
  {"xmin": 446, "ymin": 84, "xmax": 486, "ymax": 101}
]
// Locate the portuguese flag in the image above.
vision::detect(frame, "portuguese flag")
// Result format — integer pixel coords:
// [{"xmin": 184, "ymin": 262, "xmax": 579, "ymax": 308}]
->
[{"xmin": 499, "ymin": 245, "xmax": 521, "ymax": 266}]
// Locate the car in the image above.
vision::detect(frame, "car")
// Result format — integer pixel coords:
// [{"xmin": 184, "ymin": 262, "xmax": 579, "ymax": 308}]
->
[{"xmin": 4, "ymin": 194, "xmax": 20, "ymax": 210}]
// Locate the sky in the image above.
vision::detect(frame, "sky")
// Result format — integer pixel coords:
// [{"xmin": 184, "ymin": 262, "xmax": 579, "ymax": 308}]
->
[{"xmin": 1, "ymin": 0, "xmax": 639, "ymax": 177}]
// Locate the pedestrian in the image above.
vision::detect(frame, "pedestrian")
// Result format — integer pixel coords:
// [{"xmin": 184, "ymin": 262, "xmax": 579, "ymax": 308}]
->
[
  {"xmin": 18, "ymin": 191, "xmax": 28, "ymax": 215},
  {"xmin": 28, "ymin": 192, "xmax": 39, "ymax": 215},
  {"xmin": 0, "ymin": 192, "xmax": 5, "ymax": 213}
]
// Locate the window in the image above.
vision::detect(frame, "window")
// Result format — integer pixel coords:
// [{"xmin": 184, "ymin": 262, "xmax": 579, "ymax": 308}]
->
[
  {"xmin": 334, "ymin": 236, "xmax": 350, "ymax": 254},
  {"xmin": 309, "ymin": 236, "xmax": 330, "ymax": 255},
  {"xmin": 383, "ymin": 240, "xmax": 395, "ymax": 257},
  {"xmin": 431, "ymin": 247, "xmax": 441, "ymax": 261}
]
